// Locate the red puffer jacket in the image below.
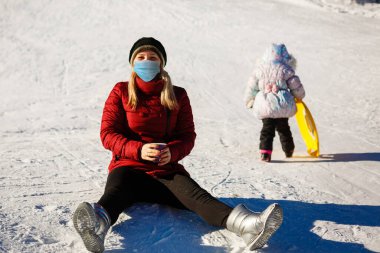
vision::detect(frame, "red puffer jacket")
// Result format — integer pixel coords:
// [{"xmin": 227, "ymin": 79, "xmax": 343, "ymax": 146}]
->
[{"xmin": 100, "ymin": 76, "xmax": 196, "ymax": 178}]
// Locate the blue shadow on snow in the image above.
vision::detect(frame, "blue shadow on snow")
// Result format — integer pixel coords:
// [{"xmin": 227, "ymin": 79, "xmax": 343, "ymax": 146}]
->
[
  {"xmin": 222, "ymin": 198, "xmax": 380, "ymax": 253},
  {"xmin": 271, "ymin": 152, "xmax": 380, "ymax": 163},
  {"xmin": 321, "ymin": 152, "xmax": 380, "ymax": 162},
  {"xmin": 106, "ymin": 198, "xmax": 380, "ymax": 253}
]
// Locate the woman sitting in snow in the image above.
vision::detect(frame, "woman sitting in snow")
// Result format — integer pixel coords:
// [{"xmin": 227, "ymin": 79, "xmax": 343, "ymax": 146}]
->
[
  {"xmin": 73, "ymin": 37, "xmax": 283, "ymax": 252},
  {"xmin": 244, "ymin": 43, "xmax": 306, "ymax": 162}
]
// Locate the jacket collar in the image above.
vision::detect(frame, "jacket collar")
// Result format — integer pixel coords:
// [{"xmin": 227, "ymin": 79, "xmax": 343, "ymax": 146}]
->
[{"xmin": 135, "ymin": 75, "xmax": 164, "ymax": 96}]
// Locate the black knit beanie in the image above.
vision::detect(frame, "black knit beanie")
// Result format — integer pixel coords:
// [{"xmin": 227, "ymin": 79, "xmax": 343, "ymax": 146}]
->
[{"xmin": 129, "ymin": 37, "xmax": 167, "ymax": 66}]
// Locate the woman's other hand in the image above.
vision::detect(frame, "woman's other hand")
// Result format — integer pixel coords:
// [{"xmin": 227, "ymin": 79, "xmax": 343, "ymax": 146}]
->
[{"xmin": 158, "ymin": 147, "xmax": 171, "ymax": 166}]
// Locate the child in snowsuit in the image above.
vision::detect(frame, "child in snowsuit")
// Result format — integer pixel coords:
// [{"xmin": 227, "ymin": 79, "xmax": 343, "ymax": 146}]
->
[{"xmin": 244, "ymin": 44, "xmax": 305, "ymax": 162}]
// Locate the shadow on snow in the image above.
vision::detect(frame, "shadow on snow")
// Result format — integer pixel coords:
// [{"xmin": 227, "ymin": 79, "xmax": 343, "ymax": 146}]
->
[
  {"xmin": 106, "ymin": 198, "xmax": 379, "ymax": 253},
  {"xmin": 271, "ymin": 152, "xmax": 380, "ymax": 163}
]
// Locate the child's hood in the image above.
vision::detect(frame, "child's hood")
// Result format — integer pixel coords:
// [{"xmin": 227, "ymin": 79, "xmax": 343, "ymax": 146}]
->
[{"xmin": 262, "ymin": 43, "xmax": 292, "ymax": 65}]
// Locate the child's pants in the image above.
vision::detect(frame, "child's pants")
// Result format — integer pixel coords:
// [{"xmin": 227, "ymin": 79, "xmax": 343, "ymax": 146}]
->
[
  {"xmin": 260, "ymin": 118, "xmax": 295, "ymax": 153},
  {"xmin": 98, "ymin": 167, "xmax": 232, "ymax": 227}
]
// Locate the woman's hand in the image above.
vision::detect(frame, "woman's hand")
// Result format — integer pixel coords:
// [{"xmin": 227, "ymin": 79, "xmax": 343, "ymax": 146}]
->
[
  {"xmin": 158, "ymin": 147, "xmax": 171, "ymax": 166},
  {"xmin": 141, "ymin": 143, "xmax": 171, "ymax": 166},
  {"xmin": 141, "ymin": 143, "xmax": 161, "ymax": 162}
]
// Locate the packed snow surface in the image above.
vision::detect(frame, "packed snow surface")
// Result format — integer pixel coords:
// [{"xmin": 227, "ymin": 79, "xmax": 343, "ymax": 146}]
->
[{"xmin": 1, "ymin": 0, "xmax": 379, "ymax": 252}]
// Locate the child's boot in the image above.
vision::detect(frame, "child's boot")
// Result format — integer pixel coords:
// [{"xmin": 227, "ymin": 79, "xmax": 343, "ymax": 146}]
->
[
  {"xmin": 285, "ymin": 149, "xmax": 294, "ymax": 158},
  {"xmin": 226, "ymin": 203, "xmax": 283, "ymax": 250},
  {"xmin": 73, "ymin": 202, "xmax": 111, "ymax": 253},
  {"xmin": 260, "ymin": 150, "xmax": 272, "ymax": 162}
]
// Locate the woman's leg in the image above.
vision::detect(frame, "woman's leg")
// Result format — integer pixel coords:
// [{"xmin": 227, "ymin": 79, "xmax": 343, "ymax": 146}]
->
[
  {"xmin": 97, "ymin": 167, "xmax": 187, "ymax": 225},
  {"xmin": 158, "ymin": 174, "xmax": 232, "ymax": 228}
]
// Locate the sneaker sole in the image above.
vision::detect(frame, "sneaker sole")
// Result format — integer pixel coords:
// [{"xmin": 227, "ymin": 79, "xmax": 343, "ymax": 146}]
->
[
  {"xmin": 73, "ymin": 202, "xmax": 104, "ymax": 253},
  {"xmin": 248, "ymin": 203, "xmax": 283, "ymax": 250}
]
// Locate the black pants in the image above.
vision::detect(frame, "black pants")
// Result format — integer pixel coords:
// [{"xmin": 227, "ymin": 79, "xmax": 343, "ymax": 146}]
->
[
  {"xmin": 260, "ymin": 118, "xmax": 295, "ymax": 153},
  {"xmin": 98, "ymin": 167, "xmax": 232, "ymax": 227}
]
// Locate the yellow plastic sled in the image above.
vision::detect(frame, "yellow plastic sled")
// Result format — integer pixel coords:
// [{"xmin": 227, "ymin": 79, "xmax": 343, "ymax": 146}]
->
[{"xmin": 295, "ymin": 100, "xmax": 320, "ymax": 157}]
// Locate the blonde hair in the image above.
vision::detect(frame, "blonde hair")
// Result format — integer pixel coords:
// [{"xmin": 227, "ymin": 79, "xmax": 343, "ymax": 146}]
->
[{"xmin": 127, "ymin": 69, "xmax": 179, "ymax": 111}]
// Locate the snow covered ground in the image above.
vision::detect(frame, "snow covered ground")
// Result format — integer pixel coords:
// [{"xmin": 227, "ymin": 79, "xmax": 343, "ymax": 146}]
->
[
  {"xmin": 308, "ymin": 0, "xmax": 380, "ymax": 18},
  {"xmin": 1, "ymin": 0, "xmax": 380, "ymax": 252}
]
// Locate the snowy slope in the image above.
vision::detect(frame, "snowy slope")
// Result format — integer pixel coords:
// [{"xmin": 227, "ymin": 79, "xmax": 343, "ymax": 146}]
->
[
  {"xmin": 306, "ymin": 0, "xmax": 380, "ymax": 18},
  {"xmin": 1, "ymin": 0, "xmax": 380, "ymax": 252}
]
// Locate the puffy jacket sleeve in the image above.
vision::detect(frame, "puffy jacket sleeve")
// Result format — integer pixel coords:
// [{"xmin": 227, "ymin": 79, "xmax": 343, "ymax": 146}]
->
[
  {"xmin": 284, "ymin": 68, "xmax": 305, "ymax": 100},
  {"xmin": 244, "ymin": 69, "xmax": 260, "ymax": 108},
  {"xmin": 100, "ymin": 83, "xmax": 143, "ymax": 161},
  {"xmin": 167, "ymin": 89, "xmax": 196, "ymax": 162}
]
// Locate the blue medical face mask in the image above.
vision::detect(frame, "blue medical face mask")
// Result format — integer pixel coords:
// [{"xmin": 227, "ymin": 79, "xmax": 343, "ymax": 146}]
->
[{"xmin": 133, "ymin": 60, "xmax": 161, "ymax": 82}]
